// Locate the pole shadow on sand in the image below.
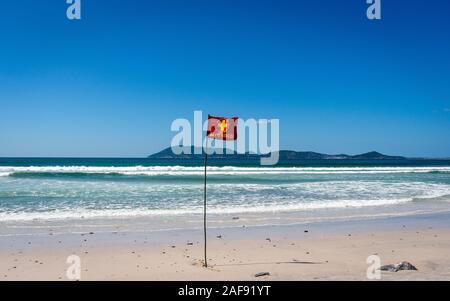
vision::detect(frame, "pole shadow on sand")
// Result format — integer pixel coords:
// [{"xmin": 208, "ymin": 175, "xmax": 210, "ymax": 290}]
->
[{"xmin": 213, "ymin": 260, "xmax": 325, "ymax": 267}]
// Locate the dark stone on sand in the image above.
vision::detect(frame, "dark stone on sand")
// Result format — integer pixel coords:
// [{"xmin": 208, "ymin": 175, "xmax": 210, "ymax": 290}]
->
[
  {"xmin": 266, "ymin": 238, "xmax": 271, "ymax": 242},
  {"xmin": 216, "ymin": 235, "xmax": 222, "ymax": 239},
  {"xmin": 232, "ymin": 217, "xmax": 239, "ymax": 220},
  {"xmin": 380, "ymin": 261, "xmax": 418, "ymax": 272},
  {"xmin": 89, "ymin": 232, "xmax": 94, "ymax": 235},
  {"xmin": 187, "ymin": 242, "xmax": 193, "ymax": 245},
  {"xmin": 304, "ymin": 230, "xmax": 309, "ymax": 233},
  {"xmin": 254, "ymin": 272, "xmax": 270, "ymax": 277}
]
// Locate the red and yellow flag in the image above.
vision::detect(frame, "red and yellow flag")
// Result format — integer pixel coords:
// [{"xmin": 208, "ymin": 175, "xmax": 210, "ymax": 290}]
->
[{"xmin": 206, "ymin": 115, "xmax": 238, "ymax": 141}]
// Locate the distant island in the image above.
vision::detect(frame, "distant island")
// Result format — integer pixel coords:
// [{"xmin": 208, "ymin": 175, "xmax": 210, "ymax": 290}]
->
[{"xmin": 148, "ymin": 147, "xmax": 406, "ymax": 160}]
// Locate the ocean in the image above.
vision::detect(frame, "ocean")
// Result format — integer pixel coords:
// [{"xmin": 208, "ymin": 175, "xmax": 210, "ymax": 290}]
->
[{"xmin": 1, "ymin": 158, "xmax": 450, "ymax": 230}]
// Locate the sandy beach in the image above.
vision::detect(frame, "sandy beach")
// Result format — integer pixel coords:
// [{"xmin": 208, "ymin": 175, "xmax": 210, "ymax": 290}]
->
[
  {"xmin": 1, "ymin": 212, "xmax": 450, "ymax": 281},
  {"xmin": 2, "ymin": 0, "xmax": 450, "ymax": 287}
]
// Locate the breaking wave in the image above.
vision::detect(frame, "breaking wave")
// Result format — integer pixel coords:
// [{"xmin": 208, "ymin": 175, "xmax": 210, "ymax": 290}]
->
[
  {"xmin": 1, "ymin": 165, "xmax": 450, "ymax": 177},
  {"xmin": 1, "ymin": 164, "xmax": 450, "ymax": 222}
]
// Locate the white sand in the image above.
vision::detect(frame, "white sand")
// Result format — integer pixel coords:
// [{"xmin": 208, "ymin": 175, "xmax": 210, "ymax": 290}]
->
[{"xmin": 1, "ymin": 214, "xmax": 450, "ymax": 280}]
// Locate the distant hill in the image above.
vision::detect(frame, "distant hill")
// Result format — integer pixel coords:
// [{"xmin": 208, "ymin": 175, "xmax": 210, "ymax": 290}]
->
[{"xmin": 148, "ymin": 147, "xmax": 406, "ymax": 160}]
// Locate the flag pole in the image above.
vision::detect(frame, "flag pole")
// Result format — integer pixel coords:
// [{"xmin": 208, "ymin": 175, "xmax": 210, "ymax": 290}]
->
[{"xmin": 203, "ymin": 140, "xmax": 208, "ymax": 268}]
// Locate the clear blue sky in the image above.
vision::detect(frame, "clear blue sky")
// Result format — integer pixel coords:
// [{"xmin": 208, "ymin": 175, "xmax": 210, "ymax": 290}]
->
[{"xmin": 0, "ymin": 0, "xmax": 449, "ymax": 157}]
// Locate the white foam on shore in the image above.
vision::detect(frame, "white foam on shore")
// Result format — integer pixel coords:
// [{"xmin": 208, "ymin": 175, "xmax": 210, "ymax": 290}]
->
[
  {"xmin": 1, "ymin": 165, "xmax": 450, "ymax": 176},
  {"xmin": 1, "ymin": 179, "xmax": 450, "ymax": 222},
  {"xmin": 0, "ymin": 196, "xmax": 445, "ymax": 222},
  {"xmin": 1, "ymin": 166, "xmax": 450, "ymax": 223}
]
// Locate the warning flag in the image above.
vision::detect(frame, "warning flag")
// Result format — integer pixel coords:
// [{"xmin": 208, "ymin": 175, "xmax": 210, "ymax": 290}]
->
[{"xmin": 206, "ymin": 115, "xmax": 238, "ymax": 141}]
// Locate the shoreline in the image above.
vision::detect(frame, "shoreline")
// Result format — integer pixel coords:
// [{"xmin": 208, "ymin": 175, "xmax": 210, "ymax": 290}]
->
[
  {"xmin": 2, "ymin": 201, "xmax": 449, "ymax": 236},
  {"xmin": 1, "ymin": 211, "xmax": 450, "ymax": 280}
]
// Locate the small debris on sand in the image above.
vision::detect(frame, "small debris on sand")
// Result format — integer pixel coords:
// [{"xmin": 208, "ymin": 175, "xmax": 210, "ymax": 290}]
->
[
  {"xmin": 216, "ymin": 235, "xmax": 222, "ymax": 239},
  {"xmin": 232, "ymin": 217, "xmax": 240, "ymax": 220},
  {"xmin": 254, "ymin": 272, "xmax": 270, "ymax": 278}
]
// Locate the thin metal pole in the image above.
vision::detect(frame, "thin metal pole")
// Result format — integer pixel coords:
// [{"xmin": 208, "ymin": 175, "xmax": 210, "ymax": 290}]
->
[{"xmin": 203, "ymin": 144, "xmax": 208, "ymax": 268}]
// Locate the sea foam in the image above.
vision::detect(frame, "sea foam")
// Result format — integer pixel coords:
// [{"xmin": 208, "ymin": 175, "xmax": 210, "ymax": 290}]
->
[{"xmin": 1, "ymin": 165, "xmax": 450, "ymax": 176}]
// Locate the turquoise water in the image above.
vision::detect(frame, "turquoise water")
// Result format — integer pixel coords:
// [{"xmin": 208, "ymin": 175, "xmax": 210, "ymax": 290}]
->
[{"xmin": 1, "ymin": 158, "xmax": 450, "ymax": 222}]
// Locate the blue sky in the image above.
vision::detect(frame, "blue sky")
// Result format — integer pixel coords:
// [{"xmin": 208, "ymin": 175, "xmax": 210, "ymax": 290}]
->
[{"xmin": 0, "ymin": 0, "xmax": 449, "ymax": 157}]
